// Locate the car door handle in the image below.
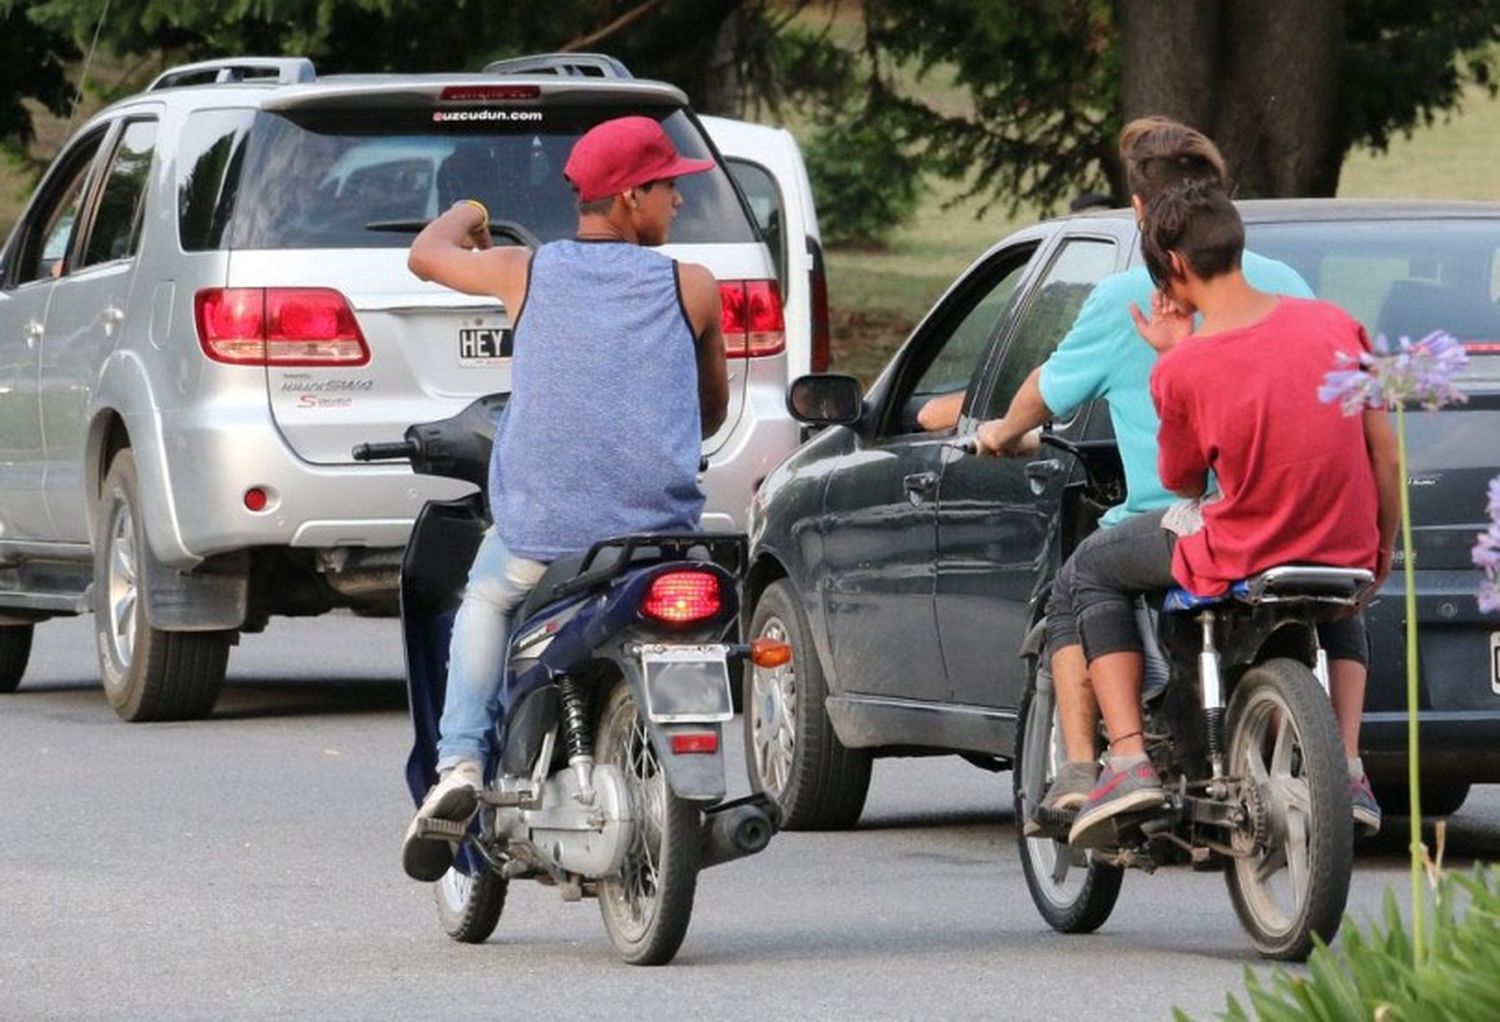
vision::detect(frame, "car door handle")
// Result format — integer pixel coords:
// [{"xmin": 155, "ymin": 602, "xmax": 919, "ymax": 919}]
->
[
  {"xmin": 903, "ymin": 471, "xmax": 938, "ymax": 503},
  {"xmin": 103, "ymin": 304, "xmax": 125, "ymax": 324},
  {"xmin": 1024, "ymin": 458, "xmax": 1064, "ymax": 495},
  {"xmin": 24, "ymin": 320, "xmax": 43, "ymax": 347}
]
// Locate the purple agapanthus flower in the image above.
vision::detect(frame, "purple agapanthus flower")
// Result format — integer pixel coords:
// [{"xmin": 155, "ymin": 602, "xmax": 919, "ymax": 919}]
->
[
  {"xmin": 1478, "ymin": 474, "xmax": 1500, "ymax": 614},
  {"xmin": 1318, "ymin": 330, "xmax": 1469, "ymax": 415}
]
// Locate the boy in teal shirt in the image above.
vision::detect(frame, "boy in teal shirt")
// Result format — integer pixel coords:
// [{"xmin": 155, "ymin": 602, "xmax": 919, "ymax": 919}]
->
[{"xmin": 975, "ymin": 117, "xmax": 1383, "ymax": 835}]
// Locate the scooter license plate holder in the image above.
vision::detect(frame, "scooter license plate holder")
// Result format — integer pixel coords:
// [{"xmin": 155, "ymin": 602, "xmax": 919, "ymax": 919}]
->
[{"xmin": 640, "ymin": 644, "xmax": 734, "ymax": 724}]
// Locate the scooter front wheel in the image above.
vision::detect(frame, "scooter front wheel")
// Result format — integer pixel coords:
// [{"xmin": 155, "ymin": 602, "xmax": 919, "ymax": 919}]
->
[
  {"xmin": 1223, "ymin": 657, "xmax": 1352, "ymax": 961},
  {"xmin": 595, "ymin": 677, "xmax": 701, "ymax": 965},
  {"xmin": 435, "ymin": 864, "xmax": 507, "ymax": 944}
]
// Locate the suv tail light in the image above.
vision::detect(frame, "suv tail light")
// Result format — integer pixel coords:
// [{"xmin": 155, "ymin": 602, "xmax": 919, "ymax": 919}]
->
[
  {"xmin": 196, "ymin": 288, "xmax": 370, "ymax": 366},
  {"xmin": 809, "ymin": 239, "xmax": 831, "ymax": 372},
  {"xmin": 641, "ymin": 570, "xmax": 723, "ymax": 625},
  {"xmin": 719, "ymin": 279, "xmax": 785, "ymax": 358}
]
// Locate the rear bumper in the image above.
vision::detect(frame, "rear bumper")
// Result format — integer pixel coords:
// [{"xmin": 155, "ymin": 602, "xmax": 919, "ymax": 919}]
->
[
  {"xmin": 141, "ymin": 402, "xmax": 471, "ymax": 567},
  {"xmin": 1359, "ymin": 570, "xmax": 1500, "ymax": 782}
]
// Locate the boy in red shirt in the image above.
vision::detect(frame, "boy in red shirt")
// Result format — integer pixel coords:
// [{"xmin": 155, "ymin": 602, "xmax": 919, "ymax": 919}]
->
[{"xmin": 1067, "ymin": 181, "xmax": 1400, "ymax": 848}]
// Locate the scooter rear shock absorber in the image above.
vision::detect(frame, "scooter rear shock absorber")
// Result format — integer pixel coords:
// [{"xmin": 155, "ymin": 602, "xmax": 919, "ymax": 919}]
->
[
  {"xmin": 1197, "ymin": 610, "xmax": 1227, "ymax": 782},
  {"xmin": 557, "ymin": 675, "xmax": 596, "ymax": 800}
]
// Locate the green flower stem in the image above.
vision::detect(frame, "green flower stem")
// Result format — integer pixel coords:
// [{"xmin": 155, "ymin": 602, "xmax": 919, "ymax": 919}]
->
[{"xmin": 1395, "ymin": 405, "xmax": 1425, "ymax": 962}]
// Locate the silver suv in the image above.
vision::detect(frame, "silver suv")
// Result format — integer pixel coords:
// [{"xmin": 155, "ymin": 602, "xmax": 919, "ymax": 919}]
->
[{"xmin": 0, "ymin": 55, "xmax": 825, "ymax": 720}]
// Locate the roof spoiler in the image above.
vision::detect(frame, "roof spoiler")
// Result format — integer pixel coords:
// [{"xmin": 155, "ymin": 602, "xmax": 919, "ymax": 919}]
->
[
  {"xmin": 482, "ymin": 53, "xmax": 633, "ymax": 79},
  {"xmin": 148, "ymin": 57, "xmax": 316, "ymax": 92}
]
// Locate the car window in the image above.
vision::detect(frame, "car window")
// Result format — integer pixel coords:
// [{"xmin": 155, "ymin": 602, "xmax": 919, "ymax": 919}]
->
[
  {"xmin": 178, "ymin": 109, "xmax": 255, "ymax": 252},
  {"xmin": 1248, "ymin": 219, "xmax": 1500, "ymax": 383},
  {"xmin": 977, "ymin": 237, "xmax": 1118, "ymax": 420},
  {"xmin": 219, "ymin": 106, "xmax": 755, "ymax": 249},
  {"xmin": 726, "ymin": 159, "xmax": 785, "ymax": 289},
  {"xmin": 9, "ymin": 130, "xmax": 106, "ymax": 286},
  {"xmin": 81, "ymin": 119, "xmax": 159, "ymax": 268}
]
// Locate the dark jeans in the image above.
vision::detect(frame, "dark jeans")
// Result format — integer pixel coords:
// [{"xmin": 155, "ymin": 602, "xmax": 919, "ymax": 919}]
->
[{"xmin": 1063, "ymin": 508, "xmax": 1368, "ymax": 666}]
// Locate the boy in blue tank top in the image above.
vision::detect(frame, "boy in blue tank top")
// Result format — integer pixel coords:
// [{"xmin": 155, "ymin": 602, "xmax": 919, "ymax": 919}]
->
[{"xmin": 398, "ymin": 117, "xmax": 729, "ymax": 882}]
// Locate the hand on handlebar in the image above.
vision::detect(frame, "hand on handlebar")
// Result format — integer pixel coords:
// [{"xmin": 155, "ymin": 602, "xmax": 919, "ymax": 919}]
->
[{"xmin": 974, "ymin": 418, "xmax": 1040, "ymax": 458}]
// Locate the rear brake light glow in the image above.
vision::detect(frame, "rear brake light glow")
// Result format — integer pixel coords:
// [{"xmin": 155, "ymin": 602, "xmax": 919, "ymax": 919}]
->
[
  {"xmin": 439, "ymin": 85, "xmax": 541, "ymax": 102},
  {"xmin": 670, "ymin": 732, "xmax": 719, "ymax": 755},
  {"xmin": 196, "ymin": 288, "xmax": 369, "ymax": 366},
  {"xmin": 641, "ymin": 571, "xmax": 723, "ymax": 624},
  {"xmin": 719, "ymin": 279, "xmax": 785, "ymax": 358}
]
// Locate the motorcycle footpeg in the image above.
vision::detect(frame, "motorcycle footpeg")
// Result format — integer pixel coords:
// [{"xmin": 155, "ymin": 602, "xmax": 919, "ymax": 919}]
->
[
  {"xmin": 1024, "ymin": 803, "xmax": 1077, "ymax": 839},
  {"xmin": 480, "ymin": 787, "xmax": 539, "ymax": 808},
  {"xmin": 414, "ymin": 817, "xmax": 469, "ymax": 840}
]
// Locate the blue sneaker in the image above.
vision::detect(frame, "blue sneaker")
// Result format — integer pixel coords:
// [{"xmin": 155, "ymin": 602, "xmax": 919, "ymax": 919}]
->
[
  {"xmin": 1351, "ymin": 774, "xmax": 1381, "ymax": 837},
  {"xmin": 1068, "ymin": 759, "xmax": 1166, "ymax": 849}
]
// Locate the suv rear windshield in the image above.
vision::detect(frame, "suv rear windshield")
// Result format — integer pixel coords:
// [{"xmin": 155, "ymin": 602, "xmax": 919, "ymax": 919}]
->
[
  {"xmin": 179, "ymin": 105, "xmax": 755, "ymax": 250},
  {"xmin": 1247, "ymin": 218, "xmax": 1500, "ymax": 385}
]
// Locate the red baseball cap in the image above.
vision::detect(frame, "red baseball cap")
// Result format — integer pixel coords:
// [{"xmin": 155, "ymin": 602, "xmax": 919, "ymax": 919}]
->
[{"xmin": 564, "ymin": 116, "xmax": 715, "ymax": 203}]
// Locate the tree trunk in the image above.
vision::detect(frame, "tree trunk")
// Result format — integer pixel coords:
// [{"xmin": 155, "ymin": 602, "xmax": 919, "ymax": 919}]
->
[{"xmin": 1116, "ymin": 0, "xmax": 1346, "ymax": 198}]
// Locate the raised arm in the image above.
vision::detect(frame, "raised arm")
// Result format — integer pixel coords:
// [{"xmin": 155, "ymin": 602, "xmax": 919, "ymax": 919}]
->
[
  {"xmin": 677, "ymin": 262, "xmax": 729, "ymax": 437},
  {"xmin": 408, "ymin": 202, "xmax": 531, "ymax": 316}
]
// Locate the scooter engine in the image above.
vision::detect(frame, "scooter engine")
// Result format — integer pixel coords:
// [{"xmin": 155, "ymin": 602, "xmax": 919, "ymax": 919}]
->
[{"xmin": 490, "ymin": 764, "xmax": 635, "ymax": 878}]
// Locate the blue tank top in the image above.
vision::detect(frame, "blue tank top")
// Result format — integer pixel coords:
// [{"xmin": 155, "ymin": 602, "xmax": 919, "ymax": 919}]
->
[{"xmin": 489, "ymin": 239, "xmax": 705, "ymax": 561}]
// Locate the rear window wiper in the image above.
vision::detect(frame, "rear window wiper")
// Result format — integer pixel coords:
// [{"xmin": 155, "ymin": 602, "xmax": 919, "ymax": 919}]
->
[{"xmin": 365, "ymin": 219, "xmax": 541, "ymax": 247}]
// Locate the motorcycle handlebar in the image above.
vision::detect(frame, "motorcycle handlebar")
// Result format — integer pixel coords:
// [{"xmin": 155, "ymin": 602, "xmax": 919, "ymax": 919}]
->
[{"xmin": 351, "ymin": 440, "xmax": 419, "ymax": 462}]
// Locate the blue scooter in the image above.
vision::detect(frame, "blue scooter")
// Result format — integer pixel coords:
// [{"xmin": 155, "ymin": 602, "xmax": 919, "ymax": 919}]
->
[{"xmin": 354, "ymin": 395, "xmax": 781, "ymax": 965}]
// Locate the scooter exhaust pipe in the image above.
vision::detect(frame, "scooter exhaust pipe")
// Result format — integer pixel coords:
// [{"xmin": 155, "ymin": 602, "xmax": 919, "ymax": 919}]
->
[{"xmin": 699, "ymin": 794, "xmax": 782, "ymax": 870}]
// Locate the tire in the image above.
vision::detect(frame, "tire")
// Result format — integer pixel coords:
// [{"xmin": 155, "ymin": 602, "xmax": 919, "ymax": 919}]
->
[
  {"xmin": 595, "ymin": 678, "xmax": 699, "ymax": 965},
  {"xmin": 434, "ymin": 865, "xmax": 508, "ymax": 944},
  {"xmin": 1223, "ymin": 658, "xmax": 1353, "ymax": 961},
  {"xmin": 743, "ymin": 579, "xmax": 871, "ymax": 830},
  {"xmin": 0, "ymin": 624, "xmax": 34, "ymax": 693},
  {"xmin": 1014, "ymin": 665, "xmax": 1123, "ymax": 933},
  {"xmin": 1369, "ymin": 779, "xmax": 1471, "ymax": 819},
  {"xmin": 94, "ymin": 450, "xmax": 231, "ymax": 722}
]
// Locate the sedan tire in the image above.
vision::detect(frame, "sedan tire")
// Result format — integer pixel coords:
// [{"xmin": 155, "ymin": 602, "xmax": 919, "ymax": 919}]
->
[{"xmin": 744, "ymin": 579, "xmax": 871, "ymax": 830}]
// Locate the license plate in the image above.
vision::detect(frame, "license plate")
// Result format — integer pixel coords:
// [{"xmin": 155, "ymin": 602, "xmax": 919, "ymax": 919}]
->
[
  {"xmin": 640, "ymin": 644, "xmax": 733, "ymax": 724},
  {"xmin": 458, "ymin": 327, "xmax": 512, "ymax": 367},
  {"xmin": 1492, "ymin": 632, "xmax": 1500, "ymax": 696}
]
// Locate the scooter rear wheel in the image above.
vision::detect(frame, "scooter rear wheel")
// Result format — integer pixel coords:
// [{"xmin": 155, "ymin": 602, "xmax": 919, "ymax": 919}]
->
[
  {"xmin": 1015, "ymin": 663, "xmax": 1123, "ymax": 933},
  {"xmin": 595, "ymin": 678, "xmax": 701, "ymax": 965},
  {"xmin": 434, "ymin": 864, "xmax": 507, "ymax": 943},
  {"xmin": 1223, "ymin": 657, "xmax": 1352, "ymax": 961}
]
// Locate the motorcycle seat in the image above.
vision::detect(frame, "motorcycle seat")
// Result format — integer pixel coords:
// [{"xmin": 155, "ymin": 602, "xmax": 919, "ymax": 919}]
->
[
  {"xmin": 516, "ymin": 551, "xmax": 591, "ymax": 624},
  {"xmin": 1162, "ymin": 564, "xmax": 1375, "ymax": 614}
]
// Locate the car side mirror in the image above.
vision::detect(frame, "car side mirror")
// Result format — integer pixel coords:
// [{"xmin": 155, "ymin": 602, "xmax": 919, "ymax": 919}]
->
[{"xmin": 787, "ymin": 373, "xmax": 863, "ymax": 426}]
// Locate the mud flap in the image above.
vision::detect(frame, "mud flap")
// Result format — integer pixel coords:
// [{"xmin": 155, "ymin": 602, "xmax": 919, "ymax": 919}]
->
[{"xmin": 614, "ymin": 656, "xmax": 728, "ymax": 802}]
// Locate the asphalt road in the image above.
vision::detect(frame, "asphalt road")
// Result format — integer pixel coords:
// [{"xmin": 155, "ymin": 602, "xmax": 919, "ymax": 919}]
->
[{"xmin": 3, "ymin": 613, "xmax": 1497, "ymax": 1021}]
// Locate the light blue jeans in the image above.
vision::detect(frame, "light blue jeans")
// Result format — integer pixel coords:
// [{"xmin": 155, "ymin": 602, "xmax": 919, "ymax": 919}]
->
[{"xmin": 435, "ymin": 528, "xmax": 549, "ymax": 771}]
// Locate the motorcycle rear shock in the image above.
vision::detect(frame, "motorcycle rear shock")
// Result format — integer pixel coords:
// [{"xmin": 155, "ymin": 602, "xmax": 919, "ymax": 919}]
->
[
  {"xmin": 557, "ymin": 675, "xmax": 597, "ymax": 800},
  {"xmin": 1197, "ymin": 609, "xmax": 1227, "ymax": 784}
]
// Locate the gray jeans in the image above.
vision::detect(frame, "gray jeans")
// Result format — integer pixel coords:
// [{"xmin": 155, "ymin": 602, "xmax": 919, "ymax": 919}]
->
[{"xmin": 1061, "ymin": 508, "xmax": 1368, "ymax": 665}]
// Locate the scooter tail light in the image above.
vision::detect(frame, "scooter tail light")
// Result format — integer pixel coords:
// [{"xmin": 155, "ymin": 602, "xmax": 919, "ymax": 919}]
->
[{"xmin": 641, "ymin": 570, "xmax": 723, "ymax": 624}]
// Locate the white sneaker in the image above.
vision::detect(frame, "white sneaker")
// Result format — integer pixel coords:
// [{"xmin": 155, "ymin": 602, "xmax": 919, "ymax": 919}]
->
[{"xmin": 402, "ymin": 760, "xmax": 482, "ymax": 881}]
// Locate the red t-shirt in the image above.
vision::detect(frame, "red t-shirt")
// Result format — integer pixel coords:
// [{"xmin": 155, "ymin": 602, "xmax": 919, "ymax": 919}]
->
[{"xmin": 1149, "ymin": 297, "xmax": 1379, "ymax": 596}]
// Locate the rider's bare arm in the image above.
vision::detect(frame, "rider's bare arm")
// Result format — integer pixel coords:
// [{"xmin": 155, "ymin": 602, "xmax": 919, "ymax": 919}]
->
[
  {"xmin": 917, "ymin": 391, "xmax": 964, "ymax": 432},
  {"xmin": 1363, "ymin": 408, "xmax": 1401, "ymax": 585},
  {"xmin": 677, "ymin": 262, "xmax": 729, "ymax": 437},
  {"xmin": 408, "ymin": 203, "xmax": 531, "ymax": 317},
  {"xmin": 975, "ymin": 366, "xmax": 1053, "ymax": 456}
]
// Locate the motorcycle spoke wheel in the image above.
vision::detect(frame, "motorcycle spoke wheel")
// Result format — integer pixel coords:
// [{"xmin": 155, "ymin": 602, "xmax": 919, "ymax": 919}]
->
[
  {"xmin": 595, "ymin": 679, "xmax": 699, "ymax": 965},
  {"xmin": 1224, "ymin": 658, "xmax": 1352, "ymax": 961},
  {"xmin": 1014, "ymin": 665, "xmax": 1122, "ymax": 934}
]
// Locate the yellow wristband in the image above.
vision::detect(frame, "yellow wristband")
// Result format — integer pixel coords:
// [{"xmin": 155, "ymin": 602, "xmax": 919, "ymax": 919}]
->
[{"xmin": 458, "ymin": 198, "xmax": 489, "ymax": 228}]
